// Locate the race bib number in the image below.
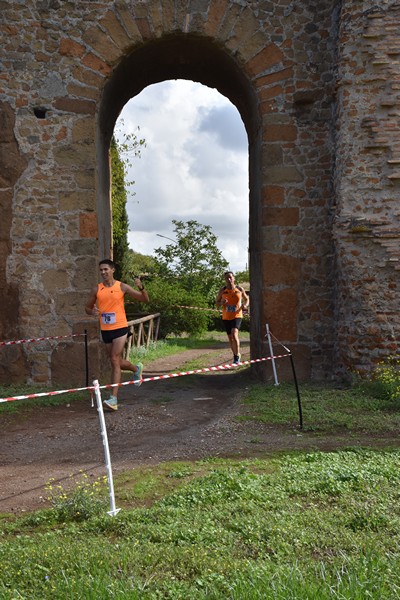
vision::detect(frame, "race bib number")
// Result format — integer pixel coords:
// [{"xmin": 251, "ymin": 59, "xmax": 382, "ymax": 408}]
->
[
  {"xmin": 226, "ymin": 304, "xmax": 237, "ymax": 313},
  {"xmin": 101, "ymin": 312, "xmax": 116, "ymax": 325}
]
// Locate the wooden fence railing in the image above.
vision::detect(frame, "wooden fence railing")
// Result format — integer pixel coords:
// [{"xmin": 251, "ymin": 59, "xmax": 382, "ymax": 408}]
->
[{"xmin": 123, "ymin": 313, "xmax": 161, "ymax": 360}]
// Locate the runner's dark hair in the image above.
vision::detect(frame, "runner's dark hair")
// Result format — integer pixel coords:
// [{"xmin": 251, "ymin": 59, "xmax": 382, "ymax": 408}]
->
[{"xmin": 99, "ymin": 259, "xmax": 115, "ymax": 268}]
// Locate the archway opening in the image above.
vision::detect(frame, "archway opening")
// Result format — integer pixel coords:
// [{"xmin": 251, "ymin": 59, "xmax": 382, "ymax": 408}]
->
[
  {"xmin": 98, "ymin": 35, "xmax": 263, "ymax": 363},
  {"xmin": 117, "ymin": 79, "xmax": 249, "ymax": 274}
]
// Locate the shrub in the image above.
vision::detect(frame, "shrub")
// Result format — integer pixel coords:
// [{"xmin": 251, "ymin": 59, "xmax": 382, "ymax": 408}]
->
[
  {"xmin": 370, "ymin": 356, "xmax": 400, "ymax": 401},
  {"xmin": 142, "ymin": 278, "xmax": 212, "ymax": 338},
  {"xmin": 46, "ymin": 473, "xmax": 108, "ymax": 522}
]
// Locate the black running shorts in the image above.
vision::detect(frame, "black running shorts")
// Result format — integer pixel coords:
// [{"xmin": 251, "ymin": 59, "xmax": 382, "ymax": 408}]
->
[
  {"xmin": 223, "ymin": 318, "xmax": 242, "ymax": 335},
  {"xmin": 101, "ymin": 327, "xmax": 129, "ymax": 344}
]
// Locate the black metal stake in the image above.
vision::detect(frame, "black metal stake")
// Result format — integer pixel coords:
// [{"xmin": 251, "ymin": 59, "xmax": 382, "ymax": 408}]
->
[
  {"xmin": 289, "ymin": 353, "xmax": 303, "ymax": 430},
  {"xmin": 84, "ymin": 329, "xmax": 89, "ymax": 388}
]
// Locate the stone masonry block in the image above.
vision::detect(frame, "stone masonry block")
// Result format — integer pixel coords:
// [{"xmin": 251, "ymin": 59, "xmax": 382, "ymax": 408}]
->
[
  {"xmin": 41, "ymin": 269, "xmax": 70, "ymax": 293},
  {"xmin": 262, "ymin": 252, "xmax": 301, "ymax": 287},
  {"xmin": 54, "ymin": 144, "xmax": 96, "ymax": 168},
  {"xmin": 71, "ymin": 65, "xmax": 106, "ymax": 88},
  {"xmin": 265, "ymin": 166, "xmax": 304, "ymax": 184},
  {"xmin": 237, "ymin": 30, "xmax": 271, "ymax": 63},
  {"xmin": 51, "ymin": 342, "xmax": 88, "ymax": 386},
  {"xmin": 246, "ymin": 43, "xmax": 284, "ymax": 79},
  {"xmin": 226, "ymin": 6, "xmax": 262, "ymax": 54},
  {"xmin": 71, "ymin": 118, "xmax": 96, "ymax": 144},
  {"xmin": 1, "ymin": 93, "xmax": 17, "ymax": 121},
  {"xmin": 69, "ymin": 239, "xmax": 98, "ymax": 257},
  {"xmin": 217, "ymin": 2, "xmax": 243, "ymax": 42},
  {"xmin": 74, "ymin": 256, "xmax": 99, "ymax": 290},
  {"xmin": 56, "ymin": 292, "xmax": 87, "ymax": 316},
  {"xmin": 257, "ymin": 67, "xmax": 294, "ymax": 88},
  {"xmin": 261, "ymin": 144, "xmax": 283, "ymax": 166},
  {"xmin": 262, "ymin": 207, "xmax": 300, "ymax": 227},
  {"xmin": 263, "ymin": 124, "xmax": 297, "ymax": 142},
  {"xmin": 146, "ymin": 2, "xmax": 164, "ymax": 36},
  {"xmin": 185, "ymin": 12, "xmax": 207, "ymax": 33},
  {"xmin": 66, "ymin": 83, "xmax": 99, "ymax": 101},
  {"xmin": 0, "ymin": 143, "xmax": 25, "ymax": 187},
  {"xmin": 59, "ymin": 38, "xmax": 85, "ymax": 58},
  {"xmin": 135, "ymin": 18, "xmax": 153, "ymax": 40},
  {"xmin": 79, "ymin": 213, "xmax": 98, "ymax": 239},
  {"xmin": 59, "ymin": 191, "xmax": 95, "ymax": 212},
  {"xmin": 81, "ymin": 54, "xmax": 111, "ymax": 78},
  {"xmin": 54, "ymin": 98, "xmax": 96, "ymax": 115},
  {"xmin": 160, "ymin": 0, "xmax": 175, "ymax": 31},
  {"xmin": 0, "ymin": 346, "xmax": 29, "ymax": 384},
  {"xmin": 204, "ymin": 0, "xmax": 229, "ymax": 38},
  {"xmin": 262, "ymin": 185, "xmax": 285, "ymax": 206},
  {"xmin": 74, "ymin": 169, "xmax": 96, "ymax": 189},
  {"xmin": 115, "ymin": 1, "xmax": 142, "ymax": 39},
  {"xmin": 263, "ymin": 288, "xmax": 298, "ymax": 341},
  {"xmin": 99, "ymin": 10, "xmax": 133, "ymax": 51},
  {"xmin": 258, "ymin": 84, "xmax": 284, "ymax": 102},
  {"xmin": 82, "ymin": 26, "xmax": 121, "ymax": 63}
]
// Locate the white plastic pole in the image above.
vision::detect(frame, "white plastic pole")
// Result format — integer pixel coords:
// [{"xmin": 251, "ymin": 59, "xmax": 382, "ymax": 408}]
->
[
  {"xmin": 93, "ymin": 379, "xmax": 121, "ymax": 517},
  {"xmin": 266, "ymin": 324, "xmax": 279, "ymax": 386}
]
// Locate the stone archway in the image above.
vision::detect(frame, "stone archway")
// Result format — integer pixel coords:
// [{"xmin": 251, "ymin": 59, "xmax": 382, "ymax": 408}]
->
[
  {"xmin": 96, "ymin": 34, "xmax": 264, "ymax": 371},
  {"xmin": 1, "ymin": 1, "xmax": 398, "ymax": 386},
  {"xmin": 95, "ymin": 30, "xmax": 338, "ymax": 383},
  {"xmin": 0, "ymin": 2, "xmax": 338, "ymax": 385}
]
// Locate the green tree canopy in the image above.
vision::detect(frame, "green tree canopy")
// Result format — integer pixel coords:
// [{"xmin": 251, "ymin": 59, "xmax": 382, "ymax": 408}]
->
[
  {"xmin": 234, "ymin": 268, "xmax": 250, "ymax": 286},
  {"xmin": 153, "ymin": 219, "xmax": 229, "ymax": 305},
  {"xmin": 141, "ymin": 220, "xmax": 229, "ymax": 337},
  {"xmin": 110, "ymin": 125, "xmax": 146, "ymax": 280},
  {"xmin": 126, "ymin": 249, "xmax": 157, "ymax": 278},
  {"xmin": 110, "ymin": 136, "xmax": 129, "ymax": 280}
]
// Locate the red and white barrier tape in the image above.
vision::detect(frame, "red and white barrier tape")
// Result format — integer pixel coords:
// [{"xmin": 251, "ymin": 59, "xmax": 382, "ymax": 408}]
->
[
  {"xmin": 175, "ymin": 305, "xmax": 221, "ymax": 313},
  {"xmin": 0, "ymin": 353, "xmax": 290, "ymax": 403},
  {"xmin": 134, "ymin": 354, "xmax": 288, "ymax": 384},
  {"xmin": 0, "ymin": 333, "xmax": 86, "ymax": 347},
  {"xmin": 0, "ymin": 384, "xmax": 95, "ymax": 403},
  {"xmin": 175, "ymin": 305, "xmax": 250, "ymax": 316}
]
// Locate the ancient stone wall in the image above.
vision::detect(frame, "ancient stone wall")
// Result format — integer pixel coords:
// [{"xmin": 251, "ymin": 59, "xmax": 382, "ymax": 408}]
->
[
  {"xmin": 334, "ymin": 0, "xmax": 400, "ymax": 372},
  {"xmin": 0, "ymin": 0, "xmax": 398, "ymax": 385}
]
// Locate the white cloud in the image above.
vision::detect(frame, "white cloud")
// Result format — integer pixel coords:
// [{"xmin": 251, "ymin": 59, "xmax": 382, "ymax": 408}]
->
[{"xmin": 116, "ymin": 79, "xmax": 249, "ymax": 273}]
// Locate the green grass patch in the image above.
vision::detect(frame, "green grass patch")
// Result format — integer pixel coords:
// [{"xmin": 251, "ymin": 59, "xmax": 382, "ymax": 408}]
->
[
  {"xmin": 179, "ymin": 352, "xmax": 227, "ymax": 371},
  {"xmin": 128, "ymin": 330, "xmax": 248, "ymax": 364},
  {"xmin": 1, "ymin": 450, "xmax": 399, "ymax": 598},
  {"xmin": 241, "ymin": 382, "xmax": 400, "ymax": 434}
]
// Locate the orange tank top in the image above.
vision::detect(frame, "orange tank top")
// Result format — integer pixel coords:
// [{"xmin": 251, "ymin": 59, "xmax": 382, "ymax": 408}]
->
[
  {"xmin": 221, "ymin": 286, "xmax": 243, "ymax": 320},
  {"xmin": 97, "ymin": 281, "xmax": 127, "ymax": 331}
]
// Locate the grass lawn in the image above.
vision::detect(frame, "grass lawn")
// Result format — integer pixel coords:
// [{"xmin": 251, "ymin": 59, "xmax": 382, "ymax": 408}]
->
[{"xmin": 1, "ymin": 449, "xmax": 399, "ymax": 599}]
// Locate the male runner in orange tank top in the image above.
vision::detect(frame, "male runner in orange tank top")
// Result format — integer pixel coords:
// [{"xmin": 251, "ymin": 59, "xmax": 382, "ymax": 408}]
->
[
  {"xmin": 85, "ymin": 259, "xmax": 149, "ymax": 411},
  {"xmin": 216, "ymin": 271, "xmax": 249, "ymax": 365}
]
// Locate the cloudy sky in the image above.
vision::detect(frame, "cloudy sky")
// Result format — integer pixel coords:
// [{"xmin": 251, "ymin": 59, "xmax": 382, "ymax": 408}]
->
[{"xmin": 115, "ymin": 79, "xmax": 249, "ymax": 273}]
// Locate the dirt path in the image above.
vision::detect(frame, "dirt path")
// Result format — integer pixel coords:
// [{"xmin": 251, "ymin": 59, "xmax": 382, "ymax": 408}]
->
[
  {"xmin": 1, "ymin": 340, "xmax": 397, "ymax": 514},
  {"xmin": 0, "ymin": 341, "xmax": 247, "ymax": 513}
]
